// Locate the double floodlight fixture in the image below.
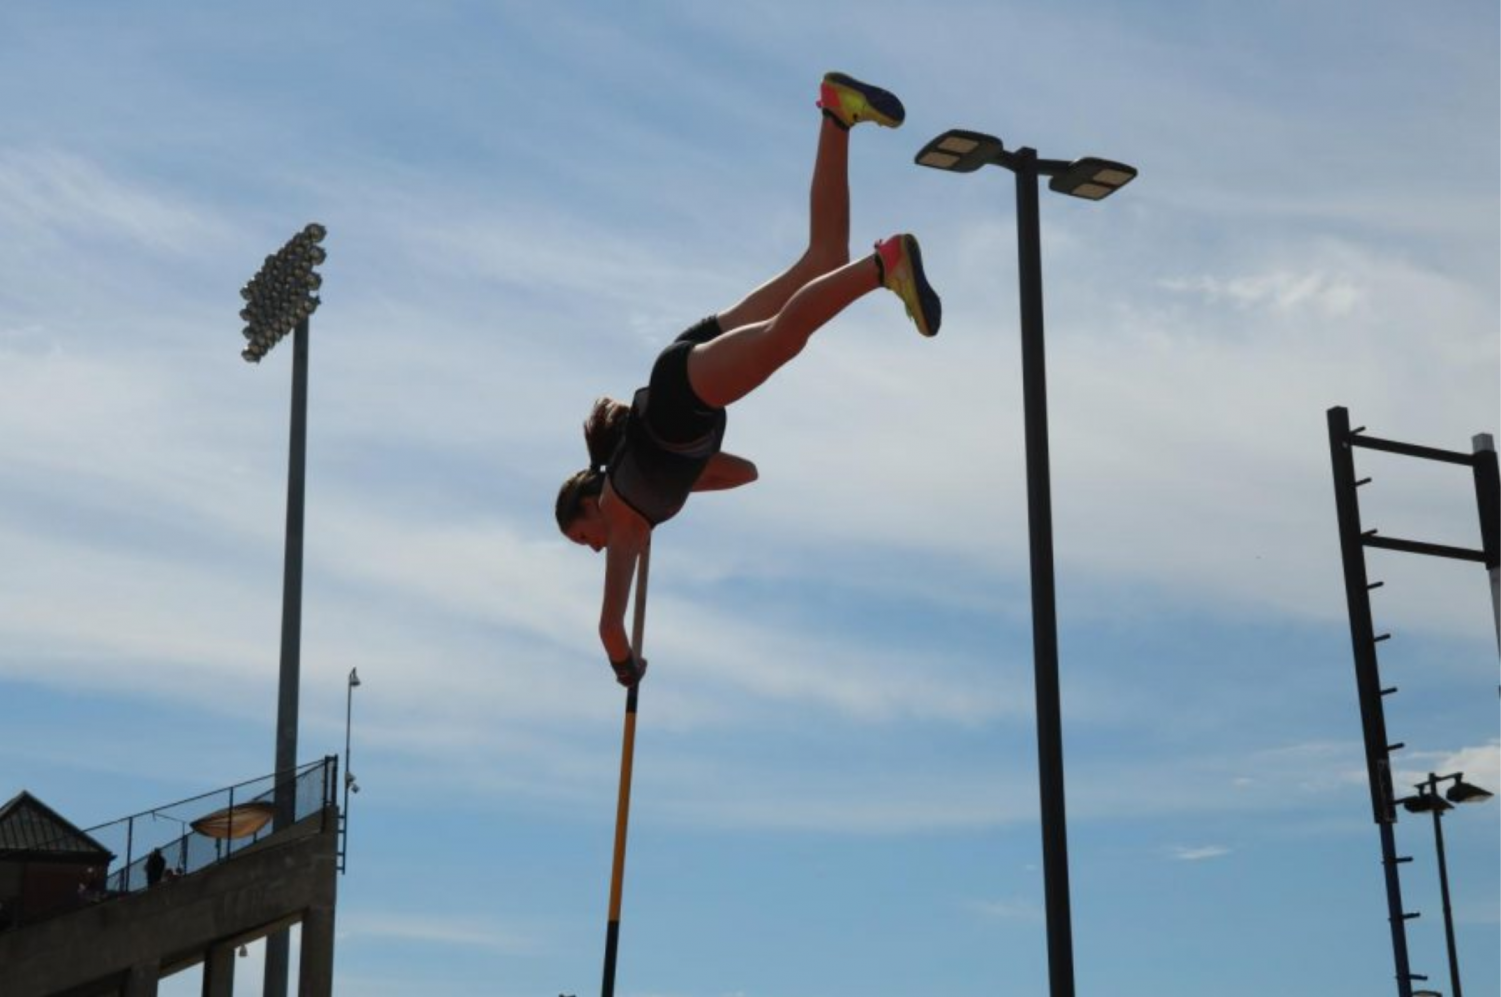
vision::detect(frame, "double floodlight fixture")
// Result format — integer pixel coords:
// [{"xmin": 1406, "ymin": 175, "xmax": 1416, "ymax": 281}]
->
[
  {"xmin": 1402, "ymin": 772, "xmax": 1495, "ymax": 814},
  {"xmin": 238, "ymin": 222, "xmax": 328, "ymax": 364},
  {"xmin": 915, "ymin": 128, "xmax": 1137, "ymax": 201}
]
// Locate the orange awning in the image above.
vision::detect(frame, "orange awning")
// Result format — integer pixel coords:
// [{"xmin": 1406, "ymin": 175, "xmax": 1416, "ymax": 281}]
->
[{"xmin": 190, "ymin": 802, "xmax": 276, "ymax": 840}]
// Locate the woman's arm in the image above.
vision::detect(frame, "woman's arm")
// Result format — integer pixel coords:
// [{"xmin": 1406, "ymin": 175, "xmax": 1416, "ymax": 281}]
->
[
  {"xmin": 692, "ymin": 451, "xmax": 759, "ymax": 492},
  {"xmin": 597, "ymin": 482, "xmax": 650, "ymax": 661}
]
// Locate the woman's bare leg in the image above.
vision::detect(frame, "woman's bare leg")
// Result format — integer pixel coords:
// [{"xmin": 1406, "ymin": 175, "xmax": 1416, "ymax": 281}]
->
[
  {"xmin": 688, "ymin": 231, "xmax": 942, "ymax": 407},
  {"xmin": 713, "ymin": 114, "xmax": 852, "ymax": 334},
  {"xmin": 682, "ymin": 76, "xmax": 931, "ymax": 409},
  {"xmin": 687, "ymin": 254, "xmax": 881, "ymax": 409}
]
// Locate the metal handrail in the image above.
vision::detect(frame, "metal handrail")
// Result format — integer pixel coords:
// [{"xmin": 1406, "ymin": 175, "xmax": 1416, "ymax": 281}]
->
[{"xmin": 2, "ymin": 756, "xmax": 339, "ymax": 929}]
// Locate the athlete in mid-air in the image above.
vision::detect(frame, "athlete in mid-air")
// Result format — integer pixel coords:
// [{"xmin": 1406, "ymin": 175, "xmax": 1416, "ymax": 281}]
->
[{"xmin": 555, "ymin": 72, "xmax": 941, "ymax": 687}]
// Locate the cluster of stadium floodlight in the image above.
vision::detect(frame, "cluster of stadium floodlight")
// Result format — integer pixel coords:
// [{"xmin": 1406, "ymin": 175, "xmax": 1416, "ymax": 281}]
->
[{"xmin": 239, "ymin": 223, "xmax": 327, "ymax": 363}]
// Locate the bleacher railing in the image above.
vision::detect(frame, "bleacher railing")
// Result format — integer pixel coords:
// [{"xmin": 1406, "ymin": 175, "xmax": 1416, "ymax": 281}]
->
[{"xmin": 9, "ymin": 756, "xmax": 337, "ymax": 925}]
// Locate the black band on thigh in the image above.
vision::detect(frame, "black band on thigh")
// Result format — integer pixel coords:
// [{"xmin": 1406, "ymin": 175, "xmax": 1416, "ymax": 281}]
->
[{"xmin": 673, "ymin": 315, "xmax": 724, "ymax": 347}]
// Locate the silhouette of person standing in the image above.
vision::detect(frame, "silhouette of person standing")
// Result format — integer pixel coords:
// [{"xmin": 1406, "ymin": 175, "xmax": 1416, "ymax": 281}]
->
[{"xmin": 145, "ymin": 847, "xmax": 167, "ymax": 887}]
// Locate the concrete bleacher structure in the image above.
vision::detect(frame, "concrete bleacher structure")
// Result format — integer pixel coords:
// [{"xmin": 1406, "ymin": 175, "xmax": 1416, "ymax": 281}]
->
[{"xmin": 0, "ymin": 786, "xmax": 339, "ymax": 996}]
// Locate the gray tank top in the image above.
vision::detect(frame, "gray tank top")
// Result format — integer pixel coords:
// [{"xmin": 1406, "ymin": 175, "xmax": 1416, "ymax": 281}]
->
[{"xmin": 607, "ymin": 387, "xmax": 726, "ymax": 526}]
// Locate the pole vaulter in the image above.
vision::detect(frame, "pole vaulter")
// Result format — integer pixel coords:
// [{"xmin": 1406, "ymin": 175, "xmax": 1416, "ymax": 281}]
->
[{"xmin": 550, "ymin": 71, "xmax": 941, "ymax": 996}]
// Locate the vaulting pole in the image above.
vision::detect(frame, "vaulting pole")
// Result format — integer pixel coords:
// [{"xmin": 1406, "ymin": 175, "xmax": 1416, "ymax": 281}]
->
[{"xmin": 601, "ymin": 539, "xmax": 651, "ymax": 997}]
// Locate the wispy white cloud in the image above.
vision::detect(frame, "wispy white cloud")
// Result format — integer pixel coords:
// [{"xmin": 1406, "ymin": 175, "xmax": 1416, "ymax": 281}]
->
[
  {"xmin": 1169, "ymin": 844, "xmax": 1232, "ymax": 862},
  {"xmin": 340, "ymin": 911, "xmax": 541, "ymax": 955},
  {"xmin": 1159, "ymin": 271, "xmax": 1363, "ymax": 316},
  {"xmin": 967, "ymin": 896, "xmax": 1043, "ymax": 921},
  {"xmin": 1455, "ymin": 898, "xmax": 1501, "ymax": 926},
  {"xmin": 0, "ymin": 148, "xmax": 236, "ymax": 256},
  {"xmin": 1050, "ymin": 741, "xmax": 1371, "ymax": 827},
  {"xmin": 1394, "ymin": 740, "xmax": 1501, "ymax": 796}
]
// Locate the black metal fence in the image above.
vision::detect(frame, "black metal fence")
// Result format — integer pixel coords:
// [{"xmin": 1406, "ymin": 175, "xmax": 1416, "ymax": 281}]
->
[{"xmin": 16, "ymin": 756, "xmax": 337, "ymax": 922}]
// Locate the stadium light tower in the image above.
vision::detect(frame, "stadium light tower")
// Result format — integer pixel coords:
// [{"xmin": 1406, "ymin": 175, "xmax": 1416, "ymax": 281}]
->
[
  {"xmin": 916, "ymin": 129, "xmax": 1136, "ymax": 997},
  {"xmin": 238, "ymin": 222, "xmax": 327, "ymax": 997}
]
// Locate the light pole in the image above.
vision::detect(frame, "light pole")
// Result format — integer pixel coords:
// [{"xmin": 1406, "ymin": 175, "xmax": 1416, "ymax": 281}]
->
[
  {"xmin": 342, "ymin": 667, "xmax": 361, "ymax": 873},
  {"xmin": 1401, "ymin": 772, "xmax": 1494, "ymax": 997},
  {"xmin": 238, "ymin": 222, "xmax": 327, "ymax": 997},
  {"xmin": 916, "ymin": 130, "xmax": 1136, "ymax": 997}
]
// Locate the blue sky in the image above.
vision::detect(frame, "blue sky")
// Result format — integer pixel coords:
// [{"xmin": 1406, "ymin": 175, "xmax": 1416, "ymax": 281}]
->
[{"xmin": 1, "ymin": 2, "xmax": 1497, "ymax": 995}]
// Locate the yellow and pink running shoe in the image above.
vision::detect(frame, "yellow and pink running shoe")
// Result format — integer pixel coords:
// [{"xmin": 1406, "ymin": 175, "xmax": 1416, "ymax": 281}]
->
[
  {"xmin": 818, "ymin": 72, "xmax": 906, "ymax": 130},
  {"xmin": 875, "ymin": 234, "xmax": 941, "ymax": 337}
]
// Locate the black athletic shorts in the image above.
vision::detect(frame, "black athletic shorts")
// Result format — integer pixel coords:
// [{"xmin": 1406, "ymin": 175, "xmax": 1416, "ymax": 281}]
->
[{"xmin": 645, "ymin": 316, "xmax": 726, "ymax": 445}]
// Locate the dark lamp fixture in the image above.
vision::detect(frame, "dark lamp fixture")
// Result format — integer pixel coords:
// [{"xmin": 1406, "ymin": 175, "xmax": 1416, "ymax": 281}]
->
[
  {"xmin": 1402, "ymin": 793, "xmax": 1454, "ymax": 815},
  {"xmin": 1048, "ymin": 157, "xmax": 1138, "ymax": 200},
  {"xmin": 915, "ymin": 129, "xmax": 1005, "ymax": 172},
  {"xmin": 238, "ymin": 222, "xmax": 327, "ymax": 364},
  {"xmin": 917, "ymin": 130, "xmax": 1138, "ymax": 204},
  {"xmin": 1445, "ymin": 779, "xmax": 1494, "ymax": 804}
]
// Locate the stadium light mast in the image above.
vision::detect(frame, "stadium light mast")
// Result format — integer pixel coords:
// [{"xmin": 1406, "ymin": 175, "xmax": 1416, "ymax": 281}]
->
[
  {"xmin": 238, "ymin": 223, "xmax": 327, "ymax": 997},
  {"xmin": 916, "ymin": 129, "xmax": 1136, "ymax": 997},
  {"xmin": 1401, "ymin": 773, "xmax": 1494, "ymax": 997}
]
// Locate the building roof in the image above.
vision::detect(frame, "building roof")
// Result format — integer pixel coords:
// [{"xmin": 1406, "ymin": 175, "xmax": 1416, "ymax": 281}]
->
[{"xmin": 0, "ymin": 792, "xmax": 113, "ymax": 862}]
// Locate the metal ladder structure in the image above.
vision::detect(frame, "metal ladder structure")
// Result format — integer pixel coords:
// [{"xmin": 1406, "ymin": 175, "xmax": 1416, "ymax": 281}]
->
[{"xmin": 1325, "ymin": 405, "xmax": 1500, "ymax": 997}]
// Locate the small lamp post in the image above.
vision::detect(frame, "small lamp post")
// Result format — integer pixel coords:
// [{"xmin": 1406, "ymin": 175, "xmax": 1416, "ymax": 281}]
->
[
  {"xmin": 1402, "ymin": 772, "xmax": 1494, "ymax": 997},
  {"xmin": 238, "ymin": 223, "xmax": 327, "ymax": 997},
  {"xmin": 916, "ymin": 129, "xmax": 1135, "ymax": 997},
  {"xmin": 341, "ymin": 667, "xmax": 361, "ymax": 873}
]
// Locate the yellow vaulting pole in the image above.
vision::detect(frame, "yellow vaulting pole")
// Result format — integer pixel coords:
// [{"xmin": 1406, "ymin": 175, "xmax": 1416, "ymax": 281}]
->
[{"xmin": 601, "ymin": 538, "xmax": 650, "ymax": 997}]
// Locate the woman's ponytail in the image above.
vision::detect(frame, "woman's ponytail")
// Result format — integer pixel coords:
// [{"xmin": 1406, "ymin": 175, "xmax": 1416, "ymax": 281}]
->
[
  {"xmin": 583, "ymin": 396, "xmax": 630, "ymax": 470},
  {"xmin": 555, "ymin": 396, "xmax": 631, "ymax": 533}
]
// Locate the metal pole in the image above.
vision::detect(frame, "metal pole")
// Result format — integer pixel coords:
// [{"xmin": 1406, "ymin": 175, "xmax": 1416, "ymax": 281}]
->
[
  {"xmin": 345, "ymin": 675, "xmax": 355, "ymax": 789},
  {"xmin": 601, "ymin": 540, "xmax": 651, "ymax": 997},
  {"xmin": 1013, "ymin": 147, "xmax": 1076, "ymax": 997},
  {"xmin": 265, "ymin": 315, "xmax": 310, "ymax": 997},
  {"xmin": 1470, "ymin": 434, "xmax": 1499, "ymax": 658},
  {"xmin": 1328, "ymin": 406, "xmax": 1414, "ymax": 997},
  {"xmin": 342, "ymin": 669, "xmax": 355, "ymax": 873},
  {"xmin": 124, "ymin": 817, "xmax": 134, "ymax": 893},
  {"xmin": 1427, "ymin": 777, "xmax": 1464, "ymax": 997}
]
